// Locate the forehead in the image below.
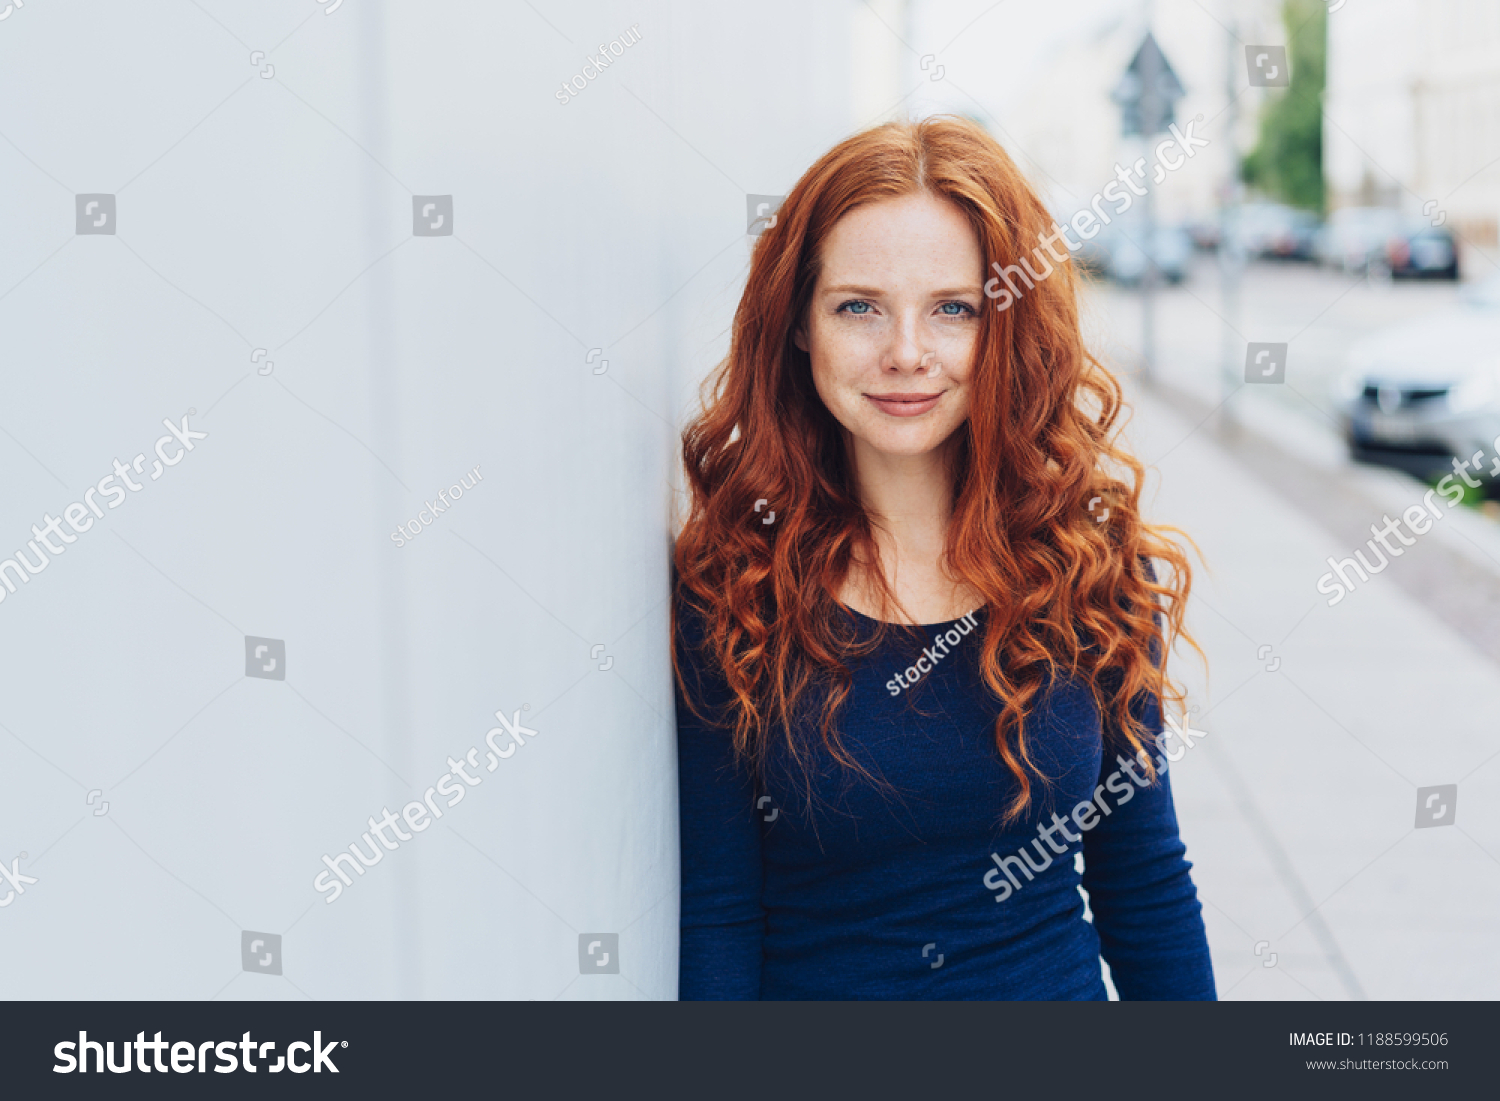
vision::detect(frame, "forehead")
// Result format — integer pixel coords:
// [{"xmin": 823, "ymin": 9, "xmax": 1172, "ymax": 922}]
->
[{"xmin": 817, "ymin": 192, "xmax": 981, "ymax": 285}]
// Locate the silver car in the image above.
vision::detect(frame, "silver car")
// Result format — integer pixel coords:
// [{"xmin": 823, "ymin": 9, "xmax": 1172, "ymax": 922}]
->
[{"xmin": 1333, "ymin": 278, "xmax": 1500, "ymax": 483}]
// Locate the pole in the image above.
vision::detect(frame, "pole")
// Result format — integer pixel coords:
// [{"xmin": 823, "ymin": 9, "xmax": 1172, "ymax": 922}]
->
[
  {"xmin": 1139, "ymin": 23, "xmax": 1160, "ymax": 384},
  {"xmin": 1219, "ymin": 5, "xmax": 1242, "ymax": 431}
]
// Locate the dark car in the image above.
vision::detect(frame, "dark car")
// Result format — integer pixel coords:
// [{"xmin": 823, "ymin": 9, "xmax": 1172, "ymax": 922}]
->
[{"xmin": 1387, "ymin": 225, "xmax": 1459, "ymax": 280}]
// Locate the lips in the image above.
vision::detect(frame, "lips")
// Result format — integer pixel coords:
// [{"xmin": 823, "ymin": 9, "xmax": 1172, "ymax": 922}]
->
[{"xmin": 866, "ymin": 392, "xmax": 943, "ymax": 417}]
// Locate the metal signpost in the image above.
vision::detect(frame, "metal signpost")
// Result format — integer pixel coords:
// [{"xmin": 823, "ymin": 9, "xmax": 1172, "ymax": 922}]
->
[{"xmin": 1111, "ymin": 31, "xmax": 1184, "ymax": 383}]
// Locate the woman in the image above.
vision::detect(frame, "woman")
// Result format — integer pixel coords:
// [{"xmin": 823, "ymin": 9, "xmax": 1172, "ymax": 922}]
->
[{"xmin": 672, "ymin": 116, "xmax": 1213, "ymax": 1000}]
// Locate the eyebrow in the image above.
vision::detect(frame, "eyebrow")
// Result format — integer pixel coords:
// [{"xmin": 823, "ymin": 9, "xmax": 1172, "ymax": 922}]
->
[{"xmin": 821, "ymin": 284, "xmax": 982, "ymax": 297}]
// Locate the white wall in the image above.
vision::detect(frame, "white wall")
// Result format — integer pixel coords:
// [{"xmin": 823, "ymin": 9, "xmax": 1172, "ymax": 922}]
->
[{"xmin": 0, "ymin": 0, "xmax": 852, "ymax": 1000}]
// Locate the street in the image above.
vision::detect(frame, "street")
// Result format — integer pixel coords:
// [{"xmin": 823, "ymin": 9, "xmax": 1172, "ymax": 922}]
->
[{"xmin": 1080, "ymin": 256, "xmax": 1500, "ymax": 998}]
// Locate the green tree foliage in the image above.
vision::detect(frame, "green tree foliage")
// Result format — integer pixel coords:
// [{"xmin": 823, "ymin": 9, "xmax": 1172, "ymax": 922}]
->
[{"xmin": 1242, "ymin": 0, "xmax": 1326, "ymax": 212}]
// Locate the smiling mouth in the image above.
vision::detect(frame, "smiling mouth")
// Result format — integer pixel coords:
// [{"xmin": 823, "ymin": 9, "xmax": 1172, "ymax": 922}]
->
[{"xmin": 865, "ymin": 392, "xmax": 943, "ymax": 416}]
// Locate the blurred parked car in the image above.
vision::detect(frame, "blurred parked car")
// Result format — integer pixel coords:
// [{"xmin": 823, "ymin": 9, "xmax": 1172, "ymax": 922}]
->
[
  {"xmin": 1332, "ymin": 276, "xmax": 1500, "ymax": 483},
  {"xmin": 1106, "ymin": 224, "xmax": 1192, "ymax": 284},
  {"xmin": 1223, "ymin": 202, "xmax": 1319, "ymax": 260},
  {"xmin": 1185, "ymin": 217, "xmax": 1221, "ymax": 251},
  {"xmin": 1066, "ymin": 218, "xmax": 1190, "ymax": 285},
  {"xmin": 1387, "ymin": 224, "xmax": 1460, "ymax": 280},
  {"xmin": 1313, "ymin": 206, "xmax": 1405, "ymax": 273},
  {"xmin": 1269, "ymin": 209, "xmax": 1318, "ymax": 259}
]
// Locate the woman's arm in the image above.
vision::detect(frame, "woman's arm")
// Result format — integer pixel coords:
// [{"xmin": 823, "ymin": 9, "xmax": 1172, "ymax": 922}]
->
[
  {"xmin": 1081, "ymin": 657, "xmax": 1216, "ymax": 999},
  {"xmin": 1081, "ymin": 558, "xmax": 1215, "ymax": 1000},
  {"xmin": 674, "ymin": 593, "xmax": 766, "ymax": 999}
]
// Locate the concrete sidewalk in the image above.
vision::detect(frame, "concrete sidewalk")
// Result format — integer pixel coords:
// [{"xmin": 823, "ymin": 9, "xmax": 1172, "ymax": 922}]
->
[{"xmin": 1120, "ymin": 383, "xmax": 1500, "ymax": 999}]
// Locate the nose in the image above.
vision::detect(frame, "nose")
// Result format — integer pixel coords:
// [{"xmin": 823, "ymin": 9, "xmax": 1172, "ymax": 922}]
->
[{"xmin": 886, "ymin": 311, "xmax": 935, "ymax": 375}]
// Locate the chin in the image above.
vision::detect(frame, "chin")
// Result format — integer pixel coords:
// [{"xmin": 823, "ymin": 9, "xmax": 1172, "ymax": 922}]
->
[{"xmin": 860, "ymin": 427, "xmax": 949, "ymax": 457}]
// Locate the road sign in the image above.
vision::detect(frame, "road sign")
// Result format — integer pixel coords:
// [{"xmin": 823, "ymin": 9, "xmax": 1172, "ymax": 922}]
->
[{"xmin": 1111, "ymin": 32, "xmax": 1185, "ymax": 136}]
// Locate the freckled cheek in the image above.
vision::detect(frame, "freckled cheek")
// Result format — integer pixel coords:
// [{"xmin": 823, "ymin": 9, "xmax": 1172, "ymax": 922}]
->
[
  {"xmin": 808, "ymin": 345, "xmax": 869, "ymax": 410},
  {"xmin": 814, "ymin": 327, "xmax": 888, "ymax": 384},
  {"xmin": 932, "ymin": 336, "xmax": 977, "ymax": 382}
]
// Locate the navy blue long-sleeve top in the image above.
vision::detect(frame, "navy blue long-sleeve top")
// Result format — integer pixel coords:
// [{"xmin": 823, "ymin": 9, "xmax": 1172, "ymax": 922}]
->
[{"xmin": 674, "ymin": 593, "xmax": 1216, "ymax": 1000}]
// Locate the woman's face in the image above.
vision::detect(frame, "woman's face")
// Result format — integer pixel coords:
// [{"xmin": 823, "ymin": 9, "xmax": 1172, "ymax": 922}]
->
[{"xmin": 795, "ymin": 191, "xmax": 982, "ymax": 462}]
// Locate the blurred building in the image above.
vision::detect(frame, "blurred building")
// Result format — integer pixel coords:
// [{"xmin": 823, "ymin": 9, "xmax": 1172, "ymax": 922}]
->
[
  {"xmin": 1005, "ymin": 0, "xmax": 1283, "ymax": 225},
  {"xmin": 1326, "ymin": 0, "xmax": 1500, "ymax": 250}
]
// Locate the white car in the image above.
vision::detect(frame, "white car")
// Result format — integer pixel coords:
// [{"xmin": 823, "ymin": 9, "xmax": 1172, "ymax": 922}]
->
[{"xmin": 1333, "ymin": 277, "xmax": 1500, "ymax": 483}]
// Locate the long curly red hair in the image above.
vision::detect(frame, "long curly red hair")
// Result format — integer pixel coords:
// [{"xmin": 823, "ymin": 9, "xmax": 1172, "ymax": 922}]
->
[{"xmin": 672, "ymin": 115, "xmax": 1201, "ymax": 820}]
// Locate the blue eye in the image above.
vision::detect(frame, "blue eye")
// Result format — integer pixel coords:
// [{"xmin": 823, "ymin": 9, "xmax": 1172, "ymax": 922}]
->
[
  {"xmin": 837, "ymin": 300, "xmax": 873, "ymax": 315},
  {"xmin": 939, "ymin": 301, "xmax": 976, "ymax": 316}
]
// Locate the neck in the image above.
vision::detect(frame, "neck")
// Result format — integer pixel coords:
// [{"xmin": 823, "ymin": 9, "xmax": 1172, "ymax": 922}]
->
[{"xmin": 847, "ymin": 429, "xmax": 959, "ymax": 555}]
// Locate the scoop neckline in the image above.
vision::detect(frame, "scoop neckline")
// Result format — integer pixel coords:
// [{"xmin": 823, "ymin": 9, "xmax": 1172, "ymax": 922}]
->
[{"xmin": 838, "ymin": 602, "xmax": 986, "ymax": 629}]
